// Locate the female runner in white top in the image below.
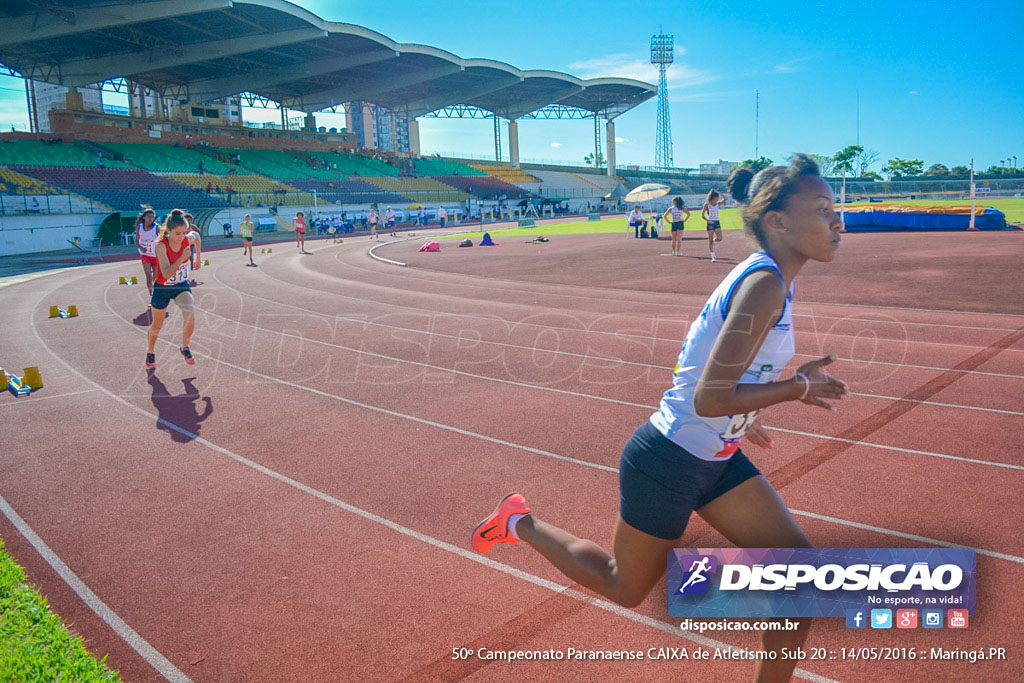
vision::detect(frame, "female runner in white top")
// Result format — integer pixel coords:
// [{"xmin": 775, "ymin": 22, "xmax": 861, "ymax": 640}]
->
[
  {"xmin": 702, "ymin": 189, "xmax": 728, "ymax": 261},
  {"xmin": 135, "ymin": 208, "xmax": 159, "ymax": 298},
  {"xmin": 473, "ymin": 154, "xmax": 847, "ymax": 683}
]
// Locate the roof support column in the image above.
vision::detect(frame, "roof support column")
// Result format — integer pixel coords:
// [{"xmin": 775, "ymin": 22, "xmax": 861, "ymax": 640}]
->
[
  {"xmin": 305, "ymin": 113, "xmax": 316, "ymax": 131},
  {"xmin": 508, "ymin": 119, "xmax": 520, "ymax": 168},
  {"xmin": 606, "ymin": 119, "xmax": 616, "ymax": 177},
  {"xmin": 493, "ymin": 115, "xmax": 502, "ymax": 162},
  {"xmin": 408, "ymin": 118, "xmax": 421, "ymax": 156}
]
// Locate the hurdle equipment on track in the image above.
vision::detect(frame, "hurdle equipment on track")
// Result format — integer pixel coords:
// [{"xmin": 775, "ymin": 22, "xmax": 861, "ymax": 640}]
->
[
  {"xmin": 48, "ymin": 305, "xmax": 79, "ymax": 319},
  {"xmin": 2, "ymin": 366, "xmax": 41, "ymax": 396},
  {"xmin": 119, "ymin": 276, "xmax": 138, "ymax": 285}
]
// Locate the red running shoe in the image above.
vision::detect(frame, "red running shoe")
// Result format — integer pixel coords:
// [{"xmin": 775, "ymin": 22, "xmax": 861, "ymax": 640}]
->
[
  {"xmin": 145, "ymin": 352, "xmax": 156, "ymax": 369},
  {"xmin": 180, "ymin": 346, "xmax": 196, "ymax": 365},
  {"xmin": 472, "ymin": 493, "xmax": 530, "ymax": 554}
]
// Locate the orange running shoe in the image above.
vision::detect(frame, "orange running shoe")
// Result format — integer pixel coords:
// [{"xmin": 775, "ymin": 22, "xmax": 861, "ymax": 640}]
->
[{"xmin": 472, "ymin": 493, "xmax": 530, "ymax": 554}]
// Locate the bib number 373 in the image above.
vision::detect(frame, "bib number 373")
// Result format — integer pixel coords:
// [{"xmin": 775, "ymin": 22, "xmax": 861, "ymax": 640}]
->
[{"xmin": 714, "ymin": 410, "xmax": 760, "ymax": 458}]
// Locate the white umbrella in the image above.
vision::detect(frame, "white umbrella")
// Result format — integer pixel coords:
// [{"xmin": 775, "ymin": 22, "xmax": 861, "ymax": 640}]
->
[
  {"xmin": 624, "ymin": 183, "xmax": 671, "ymax": 237},
  {"xmin": 624, "ymin": 183, "xmax": 671, "ymax": 203}
]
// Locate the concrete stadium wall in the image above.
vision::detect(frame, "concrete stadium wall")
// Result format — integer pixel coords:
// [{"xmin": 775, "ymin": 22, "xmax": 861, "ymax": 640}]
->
[{"xmin": 0, "ymin": 213, "xmax": 105, "ymax": 256}]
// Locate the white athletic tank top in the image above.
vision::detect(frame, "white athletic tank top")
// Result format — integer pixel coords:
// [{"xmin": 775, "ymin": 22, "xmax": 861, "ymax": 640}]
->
[
  {"xmin": 650, "ymin": 251, "xmax": 796, "ymax": 460},
  {"xmin": 706, "ymin": 202, "xmax": 721, "ymax": 221},
  {"xmin": 670, "ymin": 206, "xmax": 686, "ymax": 222},
  {"xmin": 137, "ymin": 224, "xmax": 159, "ymax": 256}
]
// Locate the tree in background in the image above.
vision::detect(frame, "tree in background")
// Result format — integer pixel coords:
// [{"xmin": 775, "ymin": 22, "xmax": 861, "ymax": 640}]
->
[
  {"xmin": 951, "ymin": 165, "xmax": 969, "ymax": 176},
  {"xmin": 923, "ymin": 163, "xmax": 950, "ymax": 176},
  {"xmin": 882, "ymin": 158, "xmax": 924, "ymax": 179},
  {"xmin": 584, "ymin": 152, "xmax": 604, "ymax": 168},
  {"xmin": 809, "ymin": 154, "xmax": 836, "ymax": 176},
  {"xmin": 855, "ymin": 148, "xmax": 880, "ymax": 177},
  {"xmin": 740, "ymin": 156, "xmax": 773, "ymax": 172},
  {"xmin": 984, "ymin": 165, "xmax": 1015, "ymax": 176},
  {"xmin": 833, "ymin": 145, "xmax": 862, "ymax": 177},
  {"xmin": 832, "ymin": 145, "xmax": 862, "ymax": 228}
]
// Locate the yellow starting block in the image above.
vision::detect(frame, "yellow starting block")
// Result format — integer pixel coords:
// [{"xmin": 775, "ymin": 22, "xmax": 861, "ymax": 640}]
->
[
  {"xmin": 261, "ymin": 247, "xmax": 273, "ymax": 254},
  {"xmin": 48, "ymin": 305, "xmax": 79, "ymax": 319},
  {"xmin": 119, "ymin": 276, "xmax": 138, "ymax": 285},
  {"xmin": 2, "ymin": 366, "xmax": 41, "ymax": 396},
  {"xmin": 202, "ymin": 259, "xmax": 210, "ymax": 266},
  {"xmin": 333, "ymin": 238, "xmax": 344, "ymax": 244},
  {"xmin": 22, "ymin": 366, "xmax": 42, "ymax": 390}
]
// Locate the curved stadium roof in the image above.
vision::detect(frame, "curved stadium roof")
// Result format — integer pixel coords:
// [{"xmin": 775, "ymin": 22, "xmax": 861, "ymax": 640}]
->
[{"xmin": 0, "ymin": 0, "xmax": 656, "ymax": 120}]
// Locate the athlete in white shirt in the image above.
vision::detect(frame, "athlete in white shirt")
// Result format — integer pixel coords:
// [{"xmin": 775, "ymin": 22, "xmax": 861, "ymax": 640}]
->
[
  {"xmin": 473, "ymin": 154, "xmax": 847, "ymax": 683},
  {"xmin": 135, "ymin": 207, "xmax": 159, "ymax": 299},
  {"xmin": 662, "ymin": 196, "xmax": 691, "ymax": 256},
  {"xmin": 702, "ymin": 189, "xmax": 727, "ymax": 261}
]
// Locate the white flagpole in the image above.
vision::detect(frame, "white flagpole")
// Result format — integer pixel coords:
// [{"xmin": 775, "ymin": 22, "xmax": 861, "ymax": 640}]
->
[{"xmin": 968, "ymin": 159, "xmax": 977, "ymax": 231}]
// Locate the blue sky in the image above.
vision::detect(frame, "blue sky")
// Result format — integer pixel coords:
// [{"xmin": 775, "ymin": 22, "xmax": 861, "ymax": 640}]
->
[{"xmin": 1, "ymin": 0, "xmax": 1022, "ymax": 171}]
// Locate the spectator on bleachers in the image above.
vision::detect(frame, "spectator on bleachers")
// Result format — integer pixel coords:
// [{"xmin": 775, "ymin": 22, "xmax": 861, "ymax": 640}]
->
[{"xmin": 30, "ymin": 197, "xmax": 40, "ymax": 213}]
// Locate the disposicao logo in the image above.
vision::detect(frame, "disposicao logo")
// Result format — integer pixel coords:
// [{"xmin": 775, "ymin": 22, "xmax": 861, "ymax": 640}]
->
[
  {"xmin": 667, "ymin": 548, "xmax": 976, "ymax": 618},
  {"xmin": 675, "ymin": 555, "xmax": 718, "ymax": 596}
]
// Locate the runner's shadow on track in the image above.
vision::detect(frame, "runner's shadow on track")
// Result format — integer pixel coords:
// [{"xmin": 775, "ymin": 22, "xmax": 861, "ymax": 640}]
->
[
  {"xmin": 133, "ymin": 309, "xmax": 152, "ymax": 326},
  {"xmin": 147, "ymin": 372, "xmax": 213, "ymax": 443}
]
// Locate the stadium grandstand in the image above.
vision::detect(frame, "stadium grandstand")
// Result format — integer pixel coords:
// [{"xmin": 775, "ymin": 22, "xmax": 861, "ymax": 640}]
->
[{"xmin": 0, "ymin": 1, "xmax": 1020, "ymax": 255}]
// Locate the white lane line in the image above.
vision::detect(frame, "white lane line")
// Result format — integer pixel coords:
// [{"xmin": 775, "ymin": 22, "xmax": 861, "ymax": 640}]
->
[
  {"xmin": 763, "ymin": 426, "xmax": 1024, "ymax": 472},
  {"xmin": 337, "ymin": 254, "xmax": 1022, "ymax": 332},
  {"xmin": 799, "ymin": 299, "xmax": 1024, "ymax": 319},
  {"xmin": 256, "ymin": 255, "xmax": 1024, "ymax": 359},
  {"xmin": 29, "ymin": 303, "xmax": 834, "ymax": 683},
  {"xmin": 790, "ymin": 510, "xmax": 1024, "ymax": 565},
  {"xmin": 214, "ymin": 267, "xmax": 1024, "ymax": 379},
  {"xmin": 135, "ymin": 284, "xmax": 1024, "ymax": 471},
  {"xmin": 0, "ymin": 388, "xmax": 99, "ymax": 407},
  {"xmin": 216, "ymin": 267, "xmax": 1024, "ymax": 398},
  {"xmin": 0, "ymin": 495, "xmax": 192, "ymax": 683},
  {"xmin": 100, "ymin": 287, "xmax": 1024, "ymax": 561},
  {"xmin": 847, "ymin": 392, "xmax": 1024, "ymax": 417}
]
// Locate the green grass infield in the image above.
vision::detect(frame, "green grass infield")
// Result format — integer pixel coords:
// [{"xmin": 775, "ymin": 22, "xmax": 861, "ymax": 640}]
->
[{"xmin": 0, "ymin": 538, "xmax": 119, "ymax": 681}]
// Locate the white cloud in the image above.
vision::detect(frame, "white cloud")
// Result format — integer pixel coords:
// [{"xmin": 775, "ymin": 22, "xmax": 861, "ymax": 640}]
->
[
  {"xmin": 567, "ymin": 53, "xmax": 715, "ymax": 88},
  {"xmin": 668, "ymin": 89, "xmax": 747, "ymax": 103},
  {"xmin": 772, "ymin": 57, "xmax": 812, "ymax": 74},
  {"xmin": 550, "ymin": 141, "xmax": 561, "ymax": 148},
  {"xmin": 909, "ymin": 90, "xmax": 919, "ymax": 96},
  {"xmin": 614, "ymin": 137, "xmax": 628, "ymax": 143}
]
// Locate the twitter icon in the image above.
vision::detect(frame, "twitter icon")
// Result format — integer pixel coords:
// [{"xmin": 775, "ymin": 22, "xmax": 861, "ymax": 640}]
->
[{"xmin": 870, "ymin": 609, "xmax": 892, "ymax": 629}]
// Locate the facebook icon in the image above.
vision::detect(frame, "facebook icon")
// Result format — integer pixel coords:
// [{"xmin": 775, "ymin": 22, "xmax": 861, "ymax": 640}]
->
[{"xmin": 846, "ymin": 608, "xmax": 867, "ymax": 629}]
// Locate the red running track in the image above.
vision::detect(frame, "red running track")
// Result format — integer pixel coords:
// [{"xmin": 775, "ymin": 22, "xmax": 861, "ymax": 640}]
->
[{"xmin": 1, "ymin": 229, "xmax": 1022, "ymax": 682}]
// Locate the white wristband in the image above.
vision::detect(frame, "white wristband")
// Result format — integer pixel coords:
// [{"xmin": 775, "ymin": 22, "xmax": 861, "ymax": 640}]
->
[{"xmin": 795, "ymin": 372, "xmax": 811, "ymax": 400}]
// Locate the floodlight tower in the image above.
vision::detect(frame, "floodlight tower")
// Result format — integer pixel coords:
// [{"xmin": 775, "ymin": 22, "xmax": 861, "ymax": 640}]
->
[{"xmin": 651, "ymin": 32, "xmax": 674, "ymax": 169}]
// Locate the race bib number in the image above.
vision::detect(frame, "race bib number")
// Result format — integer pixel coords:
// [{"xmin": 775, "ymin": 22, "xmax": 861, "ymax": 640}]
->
[
  {"xmin": 714, "ymin": 410, "xmax": 760, "ymax": 458},
  {"xmin": 166, "ymin": 260, "xmax": 190, "ymax": 284}
]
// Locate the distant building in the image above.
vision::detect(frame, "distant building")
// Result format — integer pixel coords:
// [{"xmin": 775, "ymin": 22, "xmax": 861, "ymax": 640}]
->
[
  {"xmin": 699, "ymin": 159, "xmax": 738, "ymax": 176},
  {"xmin": 31, "ymin": 82, "xmax": 103, "ymax": 132},
  {"xmin": 346, "ymin": 101, "xmax": 410, "ymax": 154}
]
